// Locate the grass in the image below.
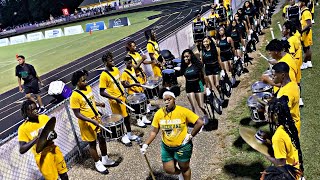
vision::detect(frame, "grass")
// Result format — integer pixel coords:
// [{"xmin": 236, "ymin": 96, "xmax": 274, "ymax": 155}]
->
[
  {"xmin": 0, "ymin": 10, "xmax": 160, "ymax": 93},
  {"xmin": 220, "ymin": 5, "xmax": 320, "ymax": 180}
]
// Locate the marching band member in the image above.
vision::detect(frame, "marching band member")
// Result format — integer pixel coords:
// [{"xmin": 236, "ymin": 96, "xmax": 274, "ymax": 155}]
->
[
  {"xmin": 99, "ymin": 51, "xmax": 138, "ymax": 146},
  {"xmin": 180, "ymin": 49, "xmax": 209, "ymax": 122},
  {"xmin": 216, "ymin": 26, "xmax": 237, "ymax": 86},
  {"xmin": 18, "ymin": 100, "xmax": 68, "ymax": 179},
  {"xmin": 260, "ymin": 165, "xmax": 302, "ymax": 180},
  {"xmin": 228, "ymin": 19, "xmax": 246, "ymax": 58},
  {"xmin": 299, "ymin": 0, "xmax": 313, "ymax": 69},
  {"xmin": 120, "ymin": 57, "xmax": 151, "ymax": 127},
  {"xmin": 70, "ymin": 70, "xmax": 117, "ymax": 174},
  {"xmin": 207, "ymin": 8, "xmax": 218, "ymax": 38},
  {"xmin": 234, "ymin": 12, "xmax": 249, "ymax": 48},
  {"xmin": 214, "ymin": 0, "xmax": 228, "ymax": 26},
  {"xmin": 140, "ymin": 90, "xmax": 204, "ymax": 180},
  {"xmin": 193, "ymin": 13, "xmax": 208, "ymax": 51},
  {"xmin": 145, "ymin": 29, "xmax": 163, "ymax": 77},
  {"xmin": 265, "ymin": 63, "xmax": 303, "ymax": 174}
]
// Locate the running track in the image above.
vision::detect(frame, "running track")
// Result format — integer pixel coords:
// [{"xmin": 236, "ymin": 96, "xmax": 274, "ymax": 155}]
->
[{"xmin": 0, "ymin": 0, "xmax": 211, "ymax": 141}]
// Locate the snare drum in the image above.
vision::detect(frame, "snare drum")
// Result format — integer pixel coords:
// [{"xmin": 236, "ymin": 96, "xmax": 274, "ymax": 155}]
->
[
  {"xmin": 127, "ymin": 93, "xmax": 147, "ymax": 114},
  {"xmin": 193, "ymin": 21, "xmax": 205, "ymax": 41},
  {"xmin": 162, "ymin": 69, "xmax": 178, "ymax": 86},
  {"xmin": 251, "ymin": 81, "xmax": 273, "ymax": 93},
  {"xmin": 247, "ymin": 92, "xmax": 273, "ymax": 122},
  {"xmin": 100, "ymin": 114, "xmax": 125, "ymax": 140},
  {"xmin": 144, "ymin": 77, "xmax": 161, "ymax": 99}
]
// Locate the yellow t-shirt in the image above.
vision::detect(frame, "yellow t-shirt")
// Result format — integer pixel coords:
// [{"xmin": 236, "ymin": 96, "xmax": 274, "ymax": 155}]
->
[
  {"xmin": 272, "ymin": 125, "xmax": 300, "ymax": 169},
  {"xmin": 276, "ymin": 82, "xmax": 301, "ymax": 135},
  {"xmin": 152, "ymin": 106, "xmax": 199, "ymax": 147},
  {"xmin": 193, "ymin": 17, "xmax": 206, "ymax": 22},
  {"xmin": 146, "ymin": 40, "xmax": 162, "ymax": 77},
  {"xmin": 288, "ymin": 36, "xmax": 302, "ymax": 83},
  {"xmin": 128, "ymin": 52, "xmax": 147, "ymax": 84},
  {"xmin": 223, "ymin": 0, "xmax": 231, "ymax": 8},
  {"xmin": 18, "ymin": 114, "xmax": 51, "ymax": 156},
  {"xmin": 121, "ymin": 67, "xmax": 144, "ymax": 94},
  {"xmin": 300, "ymin": 7, "xmax": 313, "ymax": 46},
  {"xmin": 99, "ymin": 67, "xmax": 125, "ymax": 98},
  {"xmin": 278, "ymin": 53, "xmax": 298, "ymax": 83},
  {"xmin": 283, "ymin": 5, "xmax": 290, "ymax": 14},
  {"xmin": 70, "ymin": 85, "xmax": 98, "ymax": 119}
]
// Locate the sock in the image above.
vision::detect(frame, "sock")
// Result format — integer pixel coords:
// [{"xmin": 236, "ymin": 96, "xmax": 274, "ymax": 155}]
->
[
  {"xmin": 102, "ymin": 155, "xmax": 109, "ymax": 161},
  {"xmin": 127, "ymin": 132, "xmax": 131, "ymax": 137}
]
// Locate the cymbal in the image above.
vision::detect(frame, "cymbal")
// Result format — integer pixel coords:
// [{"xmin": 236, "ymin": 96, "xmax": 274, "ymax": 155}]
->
[
  {"xmin": 239, "ymin": 127, "xmax": 273, "ymax": 157},
  {"xmin": 36, "ymin": 117, "xmax": 56, "ymax": 153}
]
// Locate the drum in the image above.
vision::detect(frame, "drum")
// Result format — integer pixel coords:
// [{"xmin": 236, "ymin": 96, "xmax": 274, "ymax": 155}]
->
[
  {"xmin": 247, "ymin": 92, "xmax": 273, "ymax": 122},
  {"xmin": 193, "ymin": 21, "xmax": 205, "ymax": 41},
  {"xmin": 127, "ymin": 93, "xmax": 147, "ymax": 114},
  {"xmin": 251, "ymin": 81, "xmax": 273, "ymax": 93},
  {"xmin": 173, "ymin": 59, "xmax": 182, "ymax": 77},
  {"xmin": 207, "ymin": 18, "xmax": 216, "ymax": 31},
  {"xmin": 144, "ymin": 77, "xmax": 162, "ymax": 99},
  {"xmin": 100, "ymin": 114, "xmax": 125, "ymax": 140},
  {"xmin": 162, "ymin": 69, "xmax": 178, "ymax": 86}
]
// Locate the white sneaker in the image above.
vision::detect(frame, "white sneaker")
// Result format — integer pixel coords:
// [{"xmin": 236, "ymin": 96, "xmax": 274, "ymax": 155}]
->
[
  {"xmin": 147, "ymin": 104, "xmax": 151, "ymax": 113},
  {"xmin": 299, "ymin": 98, "xmax": 304, "ymax": 107},
  {"xmin": 95, "ymin": 160, "xmax": 109, "ymax": 174},
  {"xmin": 121, "ymin": 134, "xmax": 132, "ymax": 146},
  {"xmin": 312, "ymin": 19, "xmax": 315, "ymax": 24},
  {"xmin": 307, "ymin": 61, "xmax": 313, "ymax": 68},
  {"xmin": 137, "ymin": 119, "xmax": 147, "ymax": 128},
  {"xmin": 317, "ymin": 2, "xmax": 319, "ymax": 6},
  {"xmin": 142, "ymin": 115, "xmax": 151, "ymax": 124},
  {"xmin": 301, "ymin": 63, "xmax": 308, "ymax": 70},
  {"xmin": 102, "ymin": 156, "xmax": 116, "ymax": 167},
  {"xmin": 178, "ymin": 173, "xmax": 184, "ymax": 180},
  {"xmin": 127, "ymin": 132, "xmax": 138, "ymax": 141}
]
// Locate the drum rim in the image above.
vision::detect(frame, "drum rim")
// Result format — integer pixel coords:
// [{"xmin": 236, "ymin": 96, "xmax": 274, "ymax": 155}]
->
[
  {"xmin": 101, "ymin": 114, "xmax": 124, "ymax": 126},
  {"xmin": 127, "ymin": 93, "xmax": 147, "ymax": 104}
]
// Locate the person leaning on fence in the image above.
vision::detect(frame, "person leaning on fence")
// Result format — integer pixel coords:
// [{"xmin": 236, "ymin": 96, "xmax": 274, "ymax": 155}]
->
[
  {"xmin": 70, "ymin": 70, "xmax": 117, "ymax": 175},
  {"xmin": 18, "ymin": 100, "xmax": 68, "ymax": 180},
  {"xmin": 15, "ymin": 55, "xmax": 47, "ymax": 114}
]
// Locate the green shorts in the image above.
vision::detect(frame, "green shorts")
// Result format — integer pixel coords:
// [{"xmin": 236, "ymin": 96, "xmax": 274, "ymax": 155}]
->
[{"xmin": 161, "ymin": 141, "xmax": 193, "ymax": 163}]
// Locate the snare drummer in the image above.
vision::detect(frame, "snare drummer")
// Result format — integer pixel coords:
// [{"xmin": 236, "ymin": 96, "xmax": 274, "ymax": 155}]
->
[
  {"xmin": 121, "ymin": 57, "xmax": 151, "ymax": 127},
  {"xmin": 140, "ymin": 91, "xmax": 204, "ymax": 180},
  {"xmin": 99, "ymin": 52, "xmax": 139, "ymax": 146},
  {"xmin": 70, "ymin": 70, "xmax": 117, "ymax": 174}
]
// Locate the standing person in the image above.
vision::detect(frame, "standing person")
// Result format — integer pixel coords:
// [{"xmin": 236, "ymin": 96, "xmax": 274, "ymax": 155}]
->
[
  {"xmin": 70, "ymin": 70, "xmax": 117, "ymax": 174},
  {"xmin": 299, "ymin": 0, "xmax": 313, "ymax": 69},
  {"xmin": 228, "ymin": 19, "xmax": 246, "ymax": 58},
  {"xmin": 140, "ymin": 91, "xmax": 204, "ymax": 180},
  {"xmin": 18, "ymin": 100, "xmax": 68, "ymax": 179},
  {"xmin": 265, "ymin": 63, "xmax": 303, "ymax": 175},
  {"xmin": 120, "ymin": 56, "xmax": 151, "ymax": 127},
  {"xmin": 145, "ymin": 29, "xmax": 163, "ymax": 77},
  {"xmin": 193, "ymin": 13, "xmax": 208, "ymax": 52},
  {"xmin": 15, "ymin": 55, "xmax": 46, "ymax": 113},
  {"xmin": 99, "ymin": 51, "xmax": 138, "ymax": 146},
  {"xmin": 260, "ymin": 165, "xmax": 302, "ymax": 180},
  {"xmin": 180, "ymin": 49, "xmax": 208, "ymax": 122}
]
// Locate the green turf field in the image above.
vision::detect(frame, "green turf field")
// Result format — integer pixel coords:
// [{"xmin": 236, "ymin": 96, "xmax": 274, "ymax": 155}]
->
[
  {"xmin": 220, "ymin": 5, "xmax": 320, "ymax": 180},
  {"xmin": 0, "ymin": 11, "xmax": 159, "ymax": 93}
]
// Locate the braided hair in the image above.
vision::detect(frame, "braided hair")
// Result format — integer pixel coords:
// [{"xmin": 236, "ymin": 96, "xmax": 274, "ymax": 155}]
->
[
  {"xmin": 71, "ymin": 69, "xmax": 88, "ymax": 86},
  {"xmin": 269, "ymin": 95, "xmax": 304, "ymax": 172},
  {"xmin": 21, "ymin": 100, "xmax": 35, "ymax": 119},
  {"xmin": 262, "ymin": 165, "xmax": 302, "ymax": 180},
  {"xmin": 266, "ymin": 39, "xmax": 291, "ymax": 53}
]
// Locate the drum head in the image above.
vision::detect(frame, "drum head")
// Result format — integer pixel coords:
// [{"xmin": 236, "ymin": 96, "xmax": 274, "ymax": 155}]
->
[
  {"xmin": 101, "ymin": 114, "xmax": 123, "ymax": 125},
  {"xmin": 127, "ymin": 93, "xmax": 146, "ymax": 104},
  {"xmin": 173, "ymin": 59, "xmax": 181, "ymax": 64},
  {"xmin": 162, "ymin": 69, "xmax": 175, "ymax": 74},
  {"xmin": 251, "ymin": 81, "xmax": 272, "ymax": 93}
]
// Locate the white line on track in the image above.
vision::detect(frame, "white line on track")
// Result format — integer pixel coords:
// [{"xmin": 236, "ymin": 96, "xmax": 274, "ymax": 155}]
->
[{"xmin": 47, "ymin": 51, "xmax": 56, "ymax": 55}]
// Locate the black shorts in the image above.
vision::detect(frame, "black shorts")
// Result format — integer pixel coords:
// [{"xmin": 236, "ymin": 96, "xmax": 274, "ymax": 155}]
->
[
  {"xmin": 185, "ymin": 80, "xmax": 204, "ymax": 93},
  {"xmin": 205, "ymin": 63, "xmax": 220, "ymax": 76},
  {"xmin": 303, "ymin": 46, "xmax": 310, "ymax": 53},
  {"xmin": 24, "ymin": 79, "xmax": 40, "ymax": 94},
  {"xmin": 220, "ymin": 51, "xmax": 233, "ymax": 62},
  {"xmin": 234, "ymin": 41, "xmax": 241, "ymax": 50}
]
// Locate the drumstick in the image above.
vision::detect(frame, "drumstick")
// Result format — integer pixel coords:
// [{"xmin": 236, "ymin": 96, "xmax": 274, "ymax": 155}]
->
[
  {"xmin": 141, "ymin": 84, "xmax": 154, "ymax": 89},
  {"xmin": 137, "ymin": 139, "xmax": 156, "ymax": 180},
  {"xmin": 259, "ymin": 53, "xmax": 269, "ymax": 61},
  {"xmin": 121, "ymin": 101, "xmax": 135, "ymax": 112},
  {"xmin": 277, "ymin": 22, "xmax": 282, "ymax": 32},
  {"xmin": 270, "ymin": 28, "xmax": 275, "ymax": 39},
  {"xmin": 98, "ymin": 124, "xmax": 113, "ymax": 134}
]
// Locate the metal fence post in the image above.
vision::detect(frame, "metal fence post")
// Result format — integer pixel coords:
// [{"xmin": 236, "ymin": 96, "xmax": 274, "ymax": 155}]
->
[
  {"xmin": 175, "ymin": 33, "xmax": 181, "ymax": 57},
  {"xmin": 64, "ymin": 100, "xmax": 83, "ymax": 158}
]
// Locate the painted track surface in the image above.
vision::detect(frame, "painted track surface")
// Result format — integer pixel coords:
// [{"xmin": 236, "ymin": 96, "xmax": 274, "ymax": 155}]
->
[{"xmin": 0, "ymin": 0, "xmax": 211, "ymax": 140}]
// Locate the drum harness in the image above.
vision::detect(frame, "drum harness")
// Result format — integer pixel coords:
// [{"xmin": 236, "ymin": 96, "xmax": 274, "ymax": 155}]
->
[
  {"xmin": 104, "ymin": 70, "xmax": 125, "ymax": 96},
  {"xmin": 74, "ymin": 89, "xmax": 102, "ymax": 117}
]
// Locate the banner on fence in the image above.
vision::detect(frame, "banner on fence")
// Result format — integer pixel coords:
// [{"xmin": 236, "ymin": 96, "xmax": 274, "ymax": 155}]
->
[
  {"xmin": 45, "ymin": 28, "xmax": 64, "ymax": 39},
  {"xmin": 10, "ymin": 35, "xmax": 27, "ymax": 45},
  {"xmin": 85, "ymin": 21, "xmax": 107, "ymax": 32},
  {"xmin": 64, "ymin": 25, "xmax": 84, "ymax": 36},
  {"xmin": 108, "ymin": 17, "xmax": 131, "ymax": 28},
  {"xmin": 0, "ymin": 38, "xmax": 10, "ymax": 47},
  {"xmin": 27, "ymin": 32, "xmax": 44, "ymax": 42}
]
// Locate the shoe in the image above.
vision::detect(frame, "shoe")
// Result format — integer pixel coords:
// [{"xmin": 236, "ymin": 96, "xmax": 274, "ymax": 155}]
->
[
  {"xmin": 142, "ymin": 115, "xmax": 151, "ymax": 124},
  {"xmin": 312, "ymin": 19, "xmax": 315, "ymax": 24},
  {"xmin": 231, "ymin": 77, "xmax": 236, "ymax": 86},
  {"xmin": 202, "ymin": 115, "xmax": 209, "ymax": 125},
  {"xmin": 38, "ymin": 107, "xmax": 47, "ymax": 114},
  {"xmin": 301, "ymin": 63, "xmax": 308, "ymax": 70},
  {"xmin": 317, "ymin": 2, "xmax": 319, "ymax": 6},
  {"xmin": 137, "ymin": 119, "xmax": 147, "ymax": 128},
  {"xmin": 178, "ymin": 172, "xmax": 184, "ymax": 180},
  {"xmin": 102, "ymin": 157, "xmax": 117, "ymax": 167},
  {"xmin": 127, "ymin": 132, "xmax": 138, "ymax": 141},
  {"xmin": 307, "ymin": 61, "xmax": 313, "ymax": 68},
  {"xmin": 95, "ymin": 161, "xmax": 109, "ymax": 174},
  {"xmin": 299, "ymin": 98, "xmax": 304, "ymax": 107},
  {"xmin": 121, "ymin": 134, "xmax": 132, "ymax": 146},
  {"xmin": 147, "ymin": 104, "xmax": 151, "ymax": 113}
]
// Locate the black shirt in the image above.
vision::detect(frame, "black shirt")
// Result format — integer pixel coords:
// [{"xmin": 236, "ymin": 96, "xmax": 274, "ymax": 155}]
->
[
  {"xmin": 15, "ymin": 63, "xmax": 37, "ymax": 83},
  {"xmin": 218, "ymin": 38, "xmax": 231, "ymax": 52},
  {"xmin": 184, "ymin": 64, "xmax": 201, "ymax": 80},
  {"xmin": 202, "ymin": 48, "xmax": 218, "ymax": 64},
  {"xmin": 230, "ymin": 27, "xmax": 241, "ymax": 42}
]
